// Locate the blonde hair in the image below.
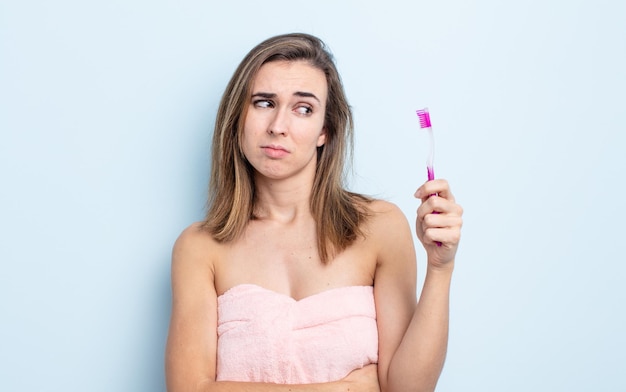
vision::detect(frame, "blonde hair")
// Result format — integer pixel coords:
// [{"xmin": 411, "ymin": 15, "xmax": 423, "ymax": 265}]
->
[{"xmin": 203, "ymin": 33, "xmax": 370, "ymax": 262}]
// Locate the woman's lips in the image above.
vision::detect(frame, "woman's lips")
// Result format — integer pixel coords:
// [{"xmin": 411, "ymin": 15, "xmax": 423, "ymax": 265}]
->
[{"xmin": 262, "ymin": 145, "xmax": 289, "ymax": 158}]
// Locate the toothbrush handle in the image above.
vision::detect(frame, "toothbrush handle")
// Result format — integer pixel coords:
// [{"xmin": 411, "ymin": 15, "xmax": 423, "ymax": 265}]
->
[{"xmin": 426, "ymin": 166, "xmax": 442, "ymax": 247}]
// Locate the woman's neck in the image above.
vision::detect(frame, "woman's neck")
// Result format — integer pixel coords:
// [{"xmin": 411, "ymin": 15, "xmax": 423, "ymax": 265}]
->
[{"xmin": 252, "ymin": 175, "xmax": 314, "ymax": 223}]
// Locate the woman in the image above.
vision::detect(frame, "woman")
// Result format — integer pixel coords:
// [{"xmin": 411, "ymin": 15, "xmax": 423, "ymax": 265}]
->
[{"xmin": 166, "ymin": 33, "xmax": 463, "ymax": 392}]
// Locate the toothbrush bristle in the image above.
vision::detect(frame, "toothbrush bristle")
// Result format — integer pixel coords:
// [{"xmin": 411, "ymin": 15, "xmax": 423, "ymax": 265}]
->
[{"xmin": 416, "ymin": 108, "xmax": 431, "ymax": 128}]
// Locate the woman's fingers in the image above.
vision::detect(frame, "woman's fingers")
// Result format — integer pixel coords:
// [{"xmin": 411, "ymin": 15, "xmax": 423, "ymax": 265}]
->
[
  {"xmin": 422, "ymin": 211, "xmax": 463, "ymax": 229},
  {"xmin": 417, "ymin": 206, "xmax": 463, "ymax": 237},
  {"xmin": 417, "ymin": 194, "xmax": 463, "ymax": 220},
  {"xmin": 414, "ymin": 179, "xmax": 463, "ymax": 252},
  {"xmin": 421, "ymin": 221, "xmax": 463, "ymax": 244},
  {"xmin": 414, "ymin": 179, "xmax": 455, "ymax": 203}
]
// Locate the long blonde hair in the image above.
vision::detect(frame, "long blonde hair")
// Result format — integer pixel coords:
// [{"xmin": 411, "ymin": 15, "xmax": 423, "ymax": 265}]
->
[{"xmin": 203, "ymin": 33, "xmax": 370, "ymax": 262}]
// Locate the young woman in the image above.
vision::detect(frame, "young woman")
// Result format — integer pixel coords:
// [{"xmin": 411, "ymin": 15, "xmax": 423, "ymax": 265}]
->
[{"xmin": 166, "ymin": 33, "xmax": 463, "ymax": 392}]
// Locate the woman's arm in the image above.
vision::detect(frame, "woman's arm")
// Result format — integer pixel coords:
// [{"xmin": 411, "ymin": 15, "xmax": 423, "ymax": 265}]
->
[
  {"xmin": 191, "ymin": 366, "xmax": 379, "ymax": 392},
  {"xmin": 373, "ymin": 179, "xmax": 463, "ymax": 392},
  {"xmin": 165, "ymin": 224, "xmax": 380, "ymax": 392},
  {"xmin": 165, "ymin": 224, "xmax": 218, "ymax": 390}
]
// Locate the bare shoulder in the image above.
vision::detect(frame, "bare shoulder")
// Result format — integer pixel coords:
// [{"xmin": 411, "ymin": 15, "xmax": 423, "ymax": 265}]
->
[
  {"xmin": 361, "ymin": 199, "xmax": 416, "ymax": 270},
  {"xmin": 364, "ymin": 199, "xmax": 412, "ymax": 237},
  {"xmin": 169, "ymin": 222, "xmax": 220, "ymax": 313},
  {"xmin": 172, "ymin": 222, "xmax": 219, "ymax": 273},
  {"xmin": 366, "ymin": 198, "xmax": 405, "ymax": 216}
]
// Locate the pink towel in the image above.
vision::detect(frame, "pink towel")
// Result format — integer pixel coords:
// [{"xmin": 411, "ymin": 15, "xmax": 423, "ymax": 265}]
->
[{"xmin": 216, "ymin": 284, "xmax": 378, "ymax": 384}]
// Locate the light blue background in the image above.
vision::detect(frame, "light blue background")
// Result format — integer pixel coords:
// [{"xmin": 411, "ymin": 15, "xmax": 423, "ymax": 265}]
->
[{"xmin": 1, "ymin": 1, "xmax": 625, "ymax": 391}]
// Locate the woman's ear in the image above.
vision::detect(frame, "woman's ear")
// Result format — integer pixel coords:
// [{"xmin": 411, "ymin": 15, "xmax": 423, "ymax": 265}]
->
[{"xmin": 316, "ymin": 128, "xmax": 327, "ymax": 147}]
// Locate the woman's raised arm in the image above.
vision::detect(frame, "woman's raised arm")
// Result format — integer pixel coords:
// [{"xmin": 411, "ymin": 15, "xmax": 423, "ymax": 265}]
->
[{"xmin": 374, "ymin": 179, "xmax": 462, "ymax": 392}]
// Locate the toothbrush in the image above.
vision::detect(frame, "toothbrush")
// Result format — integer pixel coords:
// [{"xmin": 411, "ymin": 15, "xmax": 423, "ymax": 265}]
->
[
  {"xmin": 416, "ymin": 108, "xmax": 435, "ymax": 181},
  {"xmin": 416, "ymin": 107, "xmax": 442, "ymax": 246}
]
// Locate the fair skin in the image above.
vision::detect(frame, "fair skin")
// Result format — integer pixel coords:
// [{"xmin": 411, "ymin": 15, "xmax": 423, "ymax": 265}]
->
[{"xmin": 166, "ymin": 61, "xmax": 463, "ymax": 392}]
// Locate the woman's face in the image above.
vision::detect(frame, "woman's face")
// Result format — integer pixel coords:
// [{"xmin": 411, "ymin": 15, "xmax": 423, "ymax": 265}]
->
[{"xmin": 242, "ymin": 60, "xmax": 327, "ymax": 182}]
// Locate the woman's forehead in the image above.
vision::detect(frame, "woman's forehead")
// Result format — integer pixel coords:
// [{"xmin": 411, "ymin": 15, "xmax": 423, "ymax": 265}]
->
[{"xmin": 251, "ymin": 61, "xmax": 328, "ymax": 100}]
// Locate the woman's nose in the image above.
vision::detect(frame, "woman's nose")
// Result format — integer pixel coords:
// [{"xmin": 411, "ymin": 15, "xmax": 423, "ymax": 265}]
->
[{"xmin": 267, "ymin": 109, "xmax": 288, "ymax": 136}]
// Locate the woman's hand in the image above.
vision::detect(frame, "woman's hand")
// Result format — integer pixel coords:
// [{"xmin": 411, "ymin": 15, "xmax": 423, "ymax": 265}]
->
[
  {"xmin": 414, "ymin": 179, "xmax": 463, "ymax": 269},
  {"xmin": 342, "ymin": 364, "xmax": 380, "ymax": 392}
]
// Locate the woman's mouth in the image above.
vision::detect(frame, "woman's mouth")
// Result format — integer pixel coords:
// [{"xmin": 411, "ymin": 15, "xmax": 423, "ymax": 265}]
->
[{"xmin": 262, "ymin": 145, "xmax": 289, "ymax": 158}]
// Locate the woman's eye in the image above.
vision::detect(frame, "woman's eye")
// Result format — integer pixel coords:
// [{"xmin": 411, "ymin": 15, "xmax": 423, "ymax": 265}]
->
[
  {"xmin": 295, "ymin": 105, "xmax": 312, "ymax": 115},
  {"xmin": 254, "ymin": 100, "xmax": 273, "ymax": 108}
]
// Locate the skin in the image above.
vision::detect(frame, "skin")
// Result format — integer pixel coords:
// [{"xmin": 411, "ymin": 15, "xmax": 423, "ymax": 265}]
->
[{"xmin": 165, "ymin": 60, "xmax": 464, "ymax": 392}]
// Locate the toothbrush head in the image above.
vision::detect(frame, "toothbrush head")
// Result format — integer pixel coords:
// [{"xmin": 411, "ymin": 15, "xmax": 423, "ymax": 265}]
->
[{"xmin": 416, "ymin": 108, "xmax": 431, "ymax": 128}]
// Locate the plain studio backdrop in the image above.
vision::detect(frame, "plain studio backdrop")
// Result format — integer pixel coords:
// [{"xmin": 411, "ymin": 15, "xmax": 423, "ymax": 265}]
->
[{"xmin": 1, "ymin": 1, "xmax": 624, "ymax": 391}]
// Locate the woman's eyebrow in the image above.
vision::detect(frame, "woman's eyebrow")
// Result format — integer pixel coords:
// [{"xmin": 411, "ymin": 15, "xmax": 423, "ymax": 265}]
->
[
  {"xmin": 251, "ymin": 92, "xmax": 276, "ymax": 99},
  {"xmin": 251, "ymin": 91, "xmax": 320, "ymax": 104},
  {"xmin": 294, "ymin": 91, "xmax": 320, "ymax": 103}
]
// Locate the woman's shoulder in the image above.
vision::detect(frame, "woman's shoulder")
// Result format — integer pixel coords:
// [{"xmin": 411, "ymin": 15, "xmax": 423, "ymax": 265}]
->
[
  {"xmin": 361, "ymin": 198, "xmax": 412, "ymax": 238},
  {"xmin": 175, "ymin": 221, "xmax": 215, "ymax": 245},
  {"xmin": 172, "ymin": 222, "xmax": 222, "ymax": 268},
  {"xmin": 361, "ymin": 199, "xmax": 416, "ymax": 272},
  {"xmin": 365, "ymin": 198, "xmax": 407, "ymax": 220}
]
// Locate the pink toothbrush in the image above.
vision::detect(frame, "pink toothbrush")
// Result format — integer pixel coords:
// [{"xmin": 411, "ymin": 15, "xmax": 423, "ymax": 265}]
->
[
  {"xmin": 416, "ymin": 108, "xmax": 442, "ymax": 246},
  {"xmin": 416, "ymin": 108, "xmax": 435, "ymax": 181}
]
